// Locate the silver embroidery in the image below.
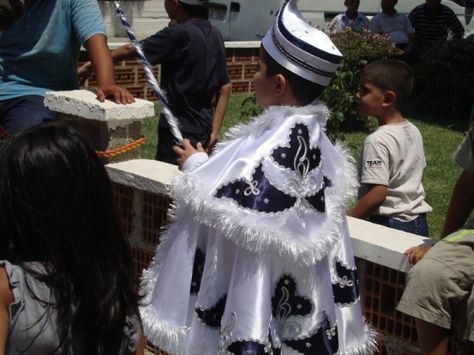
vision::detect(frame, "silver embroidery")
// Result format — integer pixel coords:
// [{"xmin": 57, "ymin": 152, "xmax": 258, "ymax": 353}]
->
[
  {"xmin": 244, "ymin": 180, "xmax": 261, "ymax": 196},
  {"xmin": 326, "ymin": 326, "xmax": 337, "ymax": 340},
  {"xmin": 338, "ymin": 275, "xmax": 354, "ymax": 288}
]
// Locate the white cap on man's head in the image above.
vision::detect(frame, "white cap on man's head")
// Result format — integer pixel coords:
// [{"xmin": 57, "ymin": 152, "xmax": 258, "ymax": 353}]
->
[
  {"xmin": 262, "ymin": 0, "xmax": 342, "ymax": 86},
  {"xmin": 179, "ymin": 0, "xmax": 206, "ymax": 6}
]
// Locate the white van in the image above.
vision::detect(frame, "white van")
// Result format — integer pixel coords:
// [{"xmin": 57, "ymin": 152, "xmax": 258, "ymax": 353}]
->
[{"xmin": 208, "ymin": 0, "xmax": 474, "ymax": 40}]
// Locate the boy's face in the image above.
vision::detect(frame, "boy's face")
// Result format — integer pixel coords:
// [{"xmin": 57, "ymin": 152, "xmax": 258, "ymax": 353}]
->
[
  {"xmin": 356, "ymin": 79, "xmax": 386, "ymax": 117},
  {"xmin": 345, "ymin": 0, "xmax": 360, "ymax": 12},
  {"xmin": 164, "ymin": 0, "xmax": 179, "ymax": 19},
  {"xmin": 381, "ymin": 0, "xmax": 397, "ymax": 12},
  {"xmin": 253, "ymin": 50, "xmax": 279, "ymax": 107}
]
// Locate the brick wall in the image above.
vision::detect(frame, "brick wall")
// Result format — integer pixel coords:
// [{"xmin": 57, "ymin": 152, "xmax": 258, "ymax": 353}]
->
[
  {"xmin": 110, "ymin": 182, "xmax": 474, "ymax": 355},
  {"xmin": 80, "ymin": 44, "xmax": 260, "ymax": 98}
]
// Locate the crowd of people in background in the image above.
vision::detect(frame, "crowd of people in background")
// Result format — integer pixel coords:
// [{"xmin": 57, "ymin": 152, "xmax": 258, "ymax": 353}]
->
[{"xmin": 330, "ymin": 0, "xmax": 465, "ymax": 62}]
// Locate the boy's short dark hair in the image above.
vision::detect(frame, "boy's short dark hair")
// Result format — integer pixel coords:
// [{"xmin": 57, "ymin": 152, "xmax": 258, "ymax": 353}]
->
[
  {"xmin": 361, "ymin": 59, "xmax": 413, "ymax": 110},
  {"xmin": 261, "ymin": 46, "xmax": 326, "ymax": 105},
  {"xmin": 179, "ymin": 1, "xmax": 209, "ymax": 19}
]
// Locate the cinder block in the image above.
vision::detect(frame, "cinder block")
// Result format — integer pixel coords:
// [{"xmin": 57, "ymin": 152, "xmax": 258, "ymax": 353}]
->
[{"xmin": 45, "ymin": 90, "xmax": 154, "ymax": 163}]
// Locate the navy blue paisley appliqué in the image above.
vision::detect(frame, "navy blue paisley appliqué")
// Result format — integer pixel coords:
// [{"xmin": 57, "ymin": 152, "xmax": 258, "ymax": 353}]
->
[
  {"xmin": 227, "ymin": 341, "xmax": 268, "ymax": 354},
  {"xmin": 215, "ymin": 163, "xmax": 297, "ymax": 213},
  {"xmin": 283, "ymin": 313, "xmax": 339, "ymax": 355},
  {"xmin": 190, "ymin": 248, "xmax": 205, "ymax": 294},
  {"xmin": 271, "ymin": 123, "xmax": 321, "ymax": 175},
  {"xmin": 272, "ymin": 275, "xmax": 313, "ymax": 319},
  {"xmin": 332, "ymin": 259, "xmax": 360, "ymax": 305},
  {"xmin": 305, "ymin": 176, "xmax": 332, "ymax": 213},
  {"xmin": 195, "ymin": 295, "xmax": 227, "ymax": 328}
]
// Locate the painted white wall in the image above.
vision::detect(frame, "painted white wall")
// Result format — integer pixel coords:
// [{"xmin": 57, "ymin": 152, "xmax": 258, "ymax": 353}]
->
[
  {"xmin": 105, "ymin": 159, "xmax": 436, "ymax": 273},
  {"xmin": 99, "ymin": 1, "xmax": 169, "ymax": 39}
]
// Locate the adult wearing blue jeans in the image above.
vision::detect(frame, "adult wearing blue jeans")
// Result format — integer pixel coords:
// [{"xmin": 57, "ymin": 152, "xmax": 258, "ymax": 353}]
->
[{"xmin": 0, "ymin": 0, "xmax": 134, "ymax": 135}]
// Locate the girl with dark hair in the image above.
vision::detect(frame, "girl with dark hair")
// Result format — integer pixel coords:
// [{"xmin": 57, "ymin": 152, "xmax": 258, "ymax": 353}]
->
[{"xmin": 0, "ymin": 122, "xmax": 144, "ymax": 354}]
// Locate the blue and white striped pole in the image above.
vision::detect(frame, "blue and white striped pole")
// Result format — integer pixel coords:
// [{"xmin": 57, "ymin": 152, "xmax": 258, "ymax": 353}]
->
[{"xmin": 113, "ymin": 1, "xmax": 183, "ymax": 143}]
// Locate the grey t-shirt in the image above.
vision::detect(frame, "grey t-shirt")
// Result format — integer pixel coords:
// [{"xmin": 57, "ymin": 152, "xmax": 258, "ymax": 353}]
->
[
  {"xmin": 359, "ymin": 120, "xmax": 432, "ymax": 221},
  {"xmin": 2, "ymin": 260, "xmax": 139, "ymax": 355}
]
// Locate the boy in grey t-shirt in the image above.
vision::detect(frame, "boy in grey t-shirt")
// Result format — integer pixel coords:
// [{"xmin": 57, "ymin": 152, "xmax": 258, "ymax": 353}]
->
[{"xmin": 350, "ymin": 59, "xmax": 432, "ymax": 236}]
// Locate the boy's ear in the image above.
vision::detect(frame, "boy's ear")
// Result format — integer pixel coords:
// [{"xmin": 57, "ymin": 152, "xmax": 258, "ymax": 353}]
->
[
  {"xmin": 382, "ymin": 90, "xmax": 397, "ymax": 107},
  {"xmin": 274, "ymin": 74, "xmax": 288, "ymax": 97}
]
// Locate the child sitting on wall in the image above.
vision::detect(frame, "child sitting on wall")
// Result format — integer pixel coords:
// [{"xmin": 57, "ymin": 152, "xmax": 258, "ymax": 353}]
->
[{"xmin": 139, "ymin": 1, "xmax": 376, "ymax": 354}]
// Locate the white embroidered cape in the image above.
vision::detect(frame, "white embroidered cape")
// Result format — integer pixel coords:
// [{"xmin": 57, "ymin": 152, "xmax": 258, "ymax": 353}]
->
[{"xmin": 140, "ymin": 104, "xmax": 376, "ymax": 355}]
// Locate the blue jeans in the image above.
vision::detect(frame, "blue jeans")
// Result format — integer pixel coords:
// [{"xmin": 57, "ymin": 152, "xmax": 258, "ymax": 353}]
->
[
  {"xmin": 0, "ymin": 95, "xmax": 56, "ymax": 135},
  {"xmin": 369, "ymin": 213, "xmax": 429, "ymax": 237}
]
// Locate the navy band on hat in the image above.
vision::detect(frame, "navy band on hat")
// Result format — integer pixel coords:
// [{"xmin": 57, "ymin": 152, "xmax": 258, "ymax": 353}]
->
[
  {"xmin": 262, "ymin": 0, "xmax": 342, "ymax": 86},
  {"xmin": 179, "ymin": 0, "xmax": 206, "ymax": 6}
]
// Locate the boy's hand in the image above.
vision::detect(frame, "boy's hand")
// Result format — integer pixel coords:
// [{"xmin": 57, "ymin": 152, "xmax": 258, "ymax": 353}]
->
[
  {"xmin": 173, "ymin": 139, "xmax": 205, "ymax": 169},
  {"xmin": 404, "ymin": 245, "xmax": 432, "ymax": 266},
  {"xmin": 96, "ymin": 84, "xmax": 135, "ymax": 105}
]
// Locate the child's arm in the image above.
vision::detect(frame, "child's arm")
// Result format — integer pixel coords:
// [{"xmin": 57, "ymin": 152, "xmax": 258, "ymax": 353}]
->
[
  {"xmin": 349, "ymin": 184, "xmax": 388, "ymax": 220},
  {"xmin": 134, "ymin": 329, "xmax": 145, "ymax": 355},
  {"xmin": 0, "ymin": 267, "xmax": 13, "ymax": 355},
  {"xmin": 173, "ymin": 139, "xmax": 208, "ymax": 170},
  {"xmin": 405, "ymin": 169, "xmax": 474, "ymax": 265},
  {"xmin": 208, "ymin": 83, "xmax": 232, "ymax": 154},
  {"xmin": 83, "ymin": 35, "xmax": 135, "ymax": 104}
]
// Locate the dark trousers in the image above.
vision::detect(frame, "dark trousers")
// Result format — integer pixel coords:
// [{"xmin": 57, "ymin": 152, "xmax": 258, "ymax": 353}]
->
[
  {"xmin": 155, "ymin": 126, "xmax": 210, "ymax": 165},
  {"xmin": 0, "ymin": 95, "xmax": 56, "ymax": 135},
  {"xmin": 369, "ymin": 213, "xmax": 429, "ymax": 237}
]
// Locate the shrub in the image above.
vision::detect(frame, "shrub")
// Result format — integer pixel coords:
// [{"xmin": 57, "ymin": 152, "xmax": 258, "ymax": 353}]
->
[
  {"xmin": 322, "ymin": 29, "xmax": 402, "ymax": 141},
  {"xmin": 412, "ymin": 35, "xmax": 474, "ymax": 120}
]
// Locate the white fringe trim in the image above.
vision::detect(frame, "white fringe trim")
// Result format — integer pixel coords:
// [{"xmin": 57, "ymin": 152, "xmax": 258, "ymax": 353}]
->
[
  {"xmin": 214, "ymin": 103, "xmax": 330, "ymax": 154},
  {"xmin": 169, "ymin": 139, "xmax": 358, "ymax": 266},
  {"xmin": 337, "ymin": 324, "xmax": 379, "ymax": 355},
  {"xmin": 140, "ymin": 304, "xmax": 188, "ymax": 355},
  {"xmin": 139, "ymin": 210, "xmax": 192, "ymax": 354}
]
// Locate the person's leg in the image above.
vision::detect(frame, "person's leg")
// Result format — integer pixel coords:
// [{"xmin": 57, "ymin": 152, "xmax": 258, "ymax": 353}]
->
[
  {"xmin": 155, "ymin": 126, "xmax": 179, "ymax": 165},
  {"xmin": 386, "ymin": 215, "xmax": 429, "ymax": 237},
  {"xmin": 415, "ymin": 318, "xmax": 449, "ymax": 355},
  {"xmin": 367, "ymin": 215, "xmax": 389, "ymax": 227},
  {"xmin": 413, "ymin": 213, "xmax": 430, "ymax": 237},
  {"xmin": 155, "ymin": 124, "xmax": 211, "ymax": 165},
  {"xmin": 1, "ymin": 96, "xmax": 56, "ymax": 135},
  {"xmin": 398, "ymin": 232, "xmax": 474, "ymax": 354}
]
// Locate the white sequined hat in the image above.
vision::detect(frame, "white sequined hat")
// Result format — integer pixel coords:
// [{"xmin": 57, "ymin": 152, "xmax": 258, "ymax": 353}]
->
[
  {"xmin": 262, "ymin": 0, "xmax": 342, "ymax": 86},
  {"xmin": 179, "ymin": 0, "xmax": 206, "ymax": 6}
]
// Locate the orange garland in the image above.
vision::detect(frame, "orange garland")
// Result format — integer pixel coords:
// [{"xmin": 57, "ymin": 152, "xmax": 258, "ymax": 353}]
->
[
  {"xmin": 95, "ymin": 136, "xmax": 145, "ymax": 158},
  {"xmin": 0, "ymin": 125, "xmax": 145, "ymax": 159}
]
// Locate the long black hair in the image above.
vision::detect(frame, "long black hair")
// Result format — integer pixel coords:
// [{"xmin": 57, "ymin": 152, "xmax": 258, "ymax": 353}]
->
[{"xmin": 0, "ymin": 122, "xmax": 139, "ymax": 354}]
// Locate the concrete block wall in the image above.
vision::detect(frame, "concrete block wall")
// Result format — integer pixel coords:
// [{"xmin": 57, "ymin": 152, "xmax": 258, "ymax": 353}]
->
[
  {"xmin": 79, "ymin": 41, "xmax": 260, "ymax": 97},
  {"xmin": 44, "ymin": 90, "xmax": 154, "ymax": 163},
  {"xmin": 105, "ymin": 159, "xmax": 474, "ymax": 355}
]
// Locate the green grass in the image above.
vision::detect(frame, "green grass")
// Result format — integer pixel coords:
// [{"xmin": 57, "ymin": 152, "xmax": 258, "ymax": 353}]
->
[{"xmin": 140, "ymin": 93, "xmax": 470, "ymax": 239}]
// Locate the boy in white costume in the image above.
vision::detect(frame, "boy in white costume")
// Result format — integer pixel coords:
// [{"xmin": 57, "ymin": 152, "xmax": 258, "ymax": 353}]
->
[{"xmin": 139, "ymin": 0, "xmax": 376, "ymax": 354}]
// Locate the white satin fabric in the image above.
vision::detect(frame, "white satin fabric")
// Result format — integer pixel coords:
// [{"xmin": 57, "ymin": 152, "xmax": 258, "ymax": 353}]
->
[{"xmin": 140, "ymin": 104, "xmax": 376, "ymax": 355}]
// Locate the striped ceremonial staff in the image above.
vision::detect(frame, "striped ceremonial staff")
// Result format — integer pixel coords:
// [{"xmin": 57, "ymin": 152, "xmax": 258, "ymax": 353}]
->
[{"xmin": 113, "ymin": 1, "xmax": 183, "ymax": 143}]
